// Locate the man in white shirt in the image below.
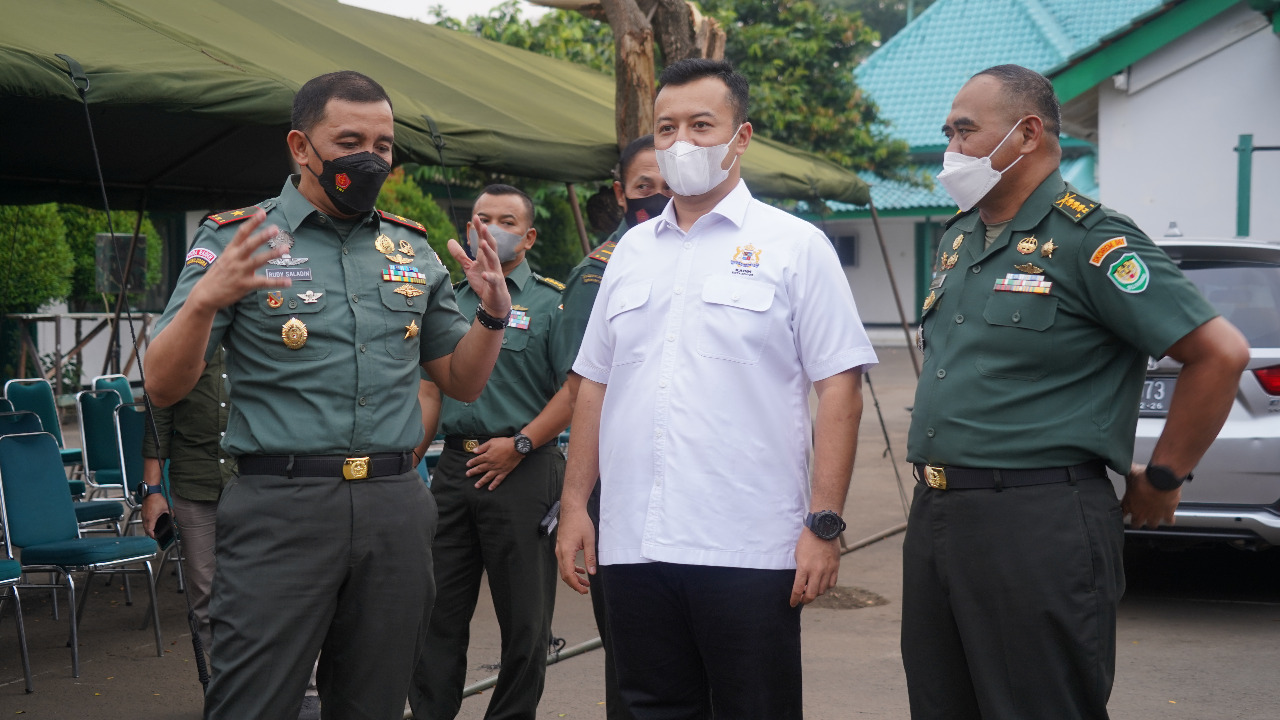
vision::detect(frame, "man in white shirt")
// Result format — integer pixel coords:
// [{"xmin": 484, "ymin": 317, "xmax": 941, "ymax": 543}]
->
[{"xmin": 555, "ymin": 58, "xmax": 878, "ymax": 719}]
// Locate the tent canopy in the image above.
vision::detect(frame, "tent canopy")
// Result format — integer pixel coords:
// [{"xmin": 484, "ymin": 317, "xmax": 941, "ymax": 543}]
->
[{"xmin": 1, "ymin": 0, "xmax": 870, "ymax": 210}]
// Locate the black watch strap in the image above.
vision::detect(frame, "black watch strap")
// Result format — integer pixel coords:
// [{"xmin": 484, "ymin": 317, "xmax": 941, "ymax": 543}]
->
[
  {"xmin": 475, "ymin": 304, "xmax": 506, "ymax": 331},
  {"xmin": 513, "ymin": 433, "xmax": 533, "ymax": 455},
  {"xmin": 804, "ymin": 510, "xmax": 847, "ymax": 541},
  {"xmin": 1145, "ymin": 464, "xmax": 1191, "ymax": 491}
]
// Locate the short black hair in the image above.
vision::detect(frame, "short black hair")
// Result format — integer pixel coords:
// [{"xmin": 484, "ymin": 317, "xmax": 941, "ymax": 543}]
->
[
  {"xmin": 616, "ymin": 134, "xmax": 655, "ymax": 184},
  {"xmin": 478, "ymin": 183, "xmax": 535, "ymax": 227},
  {"xmin": 292, "ymin": 71, "xmax": 393, "ymax": 133},
  {"xmin": 657, "ymin": 58, "xmax": 749, "ymax": 126},
  {"xmin": 586, "ymin": 186, "xmax": 623, "ymax": 236},
  {"xmin": 972, "ymin": 64, "xmax": 1061, "ymax": 137}
]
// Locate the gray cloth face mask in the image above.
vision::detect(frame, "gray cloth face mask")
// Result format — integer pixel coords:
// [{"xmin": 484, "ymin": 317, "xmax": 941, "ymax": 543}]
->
[{"xmin": 467, "ymin": 224, "xmax": 526, "ymax": 263}]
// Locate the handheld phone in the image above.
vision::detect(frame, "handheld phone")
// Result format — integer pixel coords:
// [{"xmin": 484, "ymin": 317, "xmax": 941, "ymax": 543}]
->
[
  {"xmin": 153, "ymin": 512, "xmax": 176, "ymax": 550},
  {"xmin": 538, "ymin": 500, "xmax": 561, "ymax": 536}
]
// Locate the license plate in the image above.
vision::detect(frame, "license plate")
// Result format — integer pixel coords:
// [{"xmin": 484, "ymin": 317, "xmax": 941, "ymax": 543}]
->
[{"xmin": 1139, "ymin": 377, "xmax": 1177, "ymax": 417}]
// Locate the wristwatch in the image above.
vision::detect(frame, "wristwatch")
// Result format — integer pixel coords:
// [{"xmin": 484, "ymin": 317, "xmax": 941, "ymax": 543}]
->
[
  {"xmin": 512, "ymin": 432, "xmax": 534, "ymax": 455},
  {"xmin": 1146, "ymin": 464, "xmax": 1192, "ymax": 491},
  {"xmin": 137, "ymin": 482, "xmax": 165, "ymax": 500},
  {"xmin": 804, "ymin": 510, "xmax": 846, "ymax": 541}
]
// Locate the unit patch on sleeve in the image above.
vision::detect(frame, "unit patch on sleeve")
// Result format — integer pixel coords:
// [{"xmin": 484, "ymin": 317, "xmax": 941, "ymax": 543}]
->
[
  {"xmin": 1107, "ymin": 252, "xmax": 1149, "ymax": 293},
  {"xmin": 185, "ymin": 247, "xmax": 218, "ymax": 268},
  {"xmin": 1089, "ymin": 237, "xmax": 1128, "ymax": 266}
]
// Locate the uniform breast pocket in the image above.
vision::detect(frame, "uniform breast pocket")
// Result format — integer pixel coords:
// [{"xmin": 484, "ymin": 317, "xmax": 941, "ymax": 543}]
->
[
  {"xmin": 379, "ymin": 283, "xmax": 428, "ymax": 360},
  {"xmin": 606, "ymin": 281, "xmax": 652, "ymax": 366},
  {"xmin": 258, "ymin": 287, "xmax": 332, "ymax": 361},
  {"xmin": 976, "ymin": 293, "xmax": 1058, "ymax": 380},
  {"xmin": 696, "ymin": 276, "xmax": 776, "ymax": 365}
]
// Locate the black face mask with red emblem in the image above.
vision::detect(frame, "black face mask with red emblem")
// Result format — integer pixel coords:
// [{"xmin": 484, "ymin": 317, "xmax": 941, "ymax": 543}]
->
[
  {"xmin": 624, "ymin": 193, "xmax": 669, "ymax": 228},
  {"xmin": 303, "ymin": 134, "xmax": 392, "ymax": 215}
]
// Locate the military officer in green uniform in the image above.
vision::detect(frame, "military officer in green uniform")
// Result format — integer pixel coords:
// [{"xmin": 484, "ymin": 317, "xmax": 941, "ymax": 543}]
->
[
  {"xmin": 410, "ymin": 184, "xmax": 573, "ymax": 720},
  {"xmin": 556, "ymin": 135, "xmax": 669, "ymax": 720},
  {"xmin": 144, "ymin": 71, "xmax": 512, "ymax": 720},
  {"xmin": 902, "ymin": 64, "xmax": 1250, "ymax": 720}
]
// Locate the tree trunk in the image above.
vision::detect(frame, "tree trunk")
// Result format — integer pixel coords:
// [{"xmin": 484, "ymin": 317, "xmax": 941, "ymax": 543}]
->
[
  {"xmin": 652, "ymin": 0, "xmax": 725, "ymax": 62},
  {"xmin": 600, "ymin": 0, "xmax": 656, "ymax": 150}
]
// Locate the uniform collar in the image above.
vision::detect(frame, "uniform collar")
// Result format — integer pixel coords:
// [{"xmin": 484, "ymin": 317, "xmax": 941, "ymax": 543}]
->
[
  {"xmin": 1009, "ymin": 170, "xmax": 1065, "ymax": 232},
  {"xmin": 506, "ymin": 258, "xmax": 532, "ymax": 291},
  {"xmin": 654, "ymin": 179, "xmax": 752, "ymax": 235},
  {"xmin": 277, "ymin": 175, "xmax": 375, "ymax": 233}
]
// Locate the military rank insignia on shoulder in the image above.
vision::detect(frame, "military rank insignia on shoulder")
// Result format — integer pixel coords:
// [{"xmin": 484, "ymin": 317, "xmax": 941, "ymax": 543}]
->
[
  {"xmin": 1052, "ymin": 191, "xmax": 1099, "ymax": 223},
  {"xmin": 588, "ymin": 240, "xmax": 617, "ymax": 264},
  {"xmin": 206, "ymin": 206, "xmax": 261, "ymax": 226},
  {"xmin": 376, "ymin": 209, "xmax": 428, "ymax": 234},
  {"xmin": 536, "ymin": 275, "xmax": 565, "ymax": 292}
]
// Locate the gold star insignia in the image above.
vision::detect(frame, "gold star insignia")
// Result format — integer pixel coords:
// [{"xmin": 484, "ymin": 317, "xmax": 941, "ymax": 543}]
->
[
  {"xmin": 230, "ymin": 209, "xmax": 245, "ymax": 216},
  {"xmin": 404, "ymin": 320, "xmax": 419, "ymax": 339}
]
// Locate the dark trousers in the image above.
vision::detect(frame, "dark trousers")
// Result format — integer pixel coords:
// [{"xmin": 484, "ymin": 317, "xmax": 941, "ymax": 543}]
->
[
  {"xmin": 203, "ymin": 470, "xmax": 435, "ymax": 720},
  {"xmin": 602, "ymin": 562, "xmax": 803, "ymax": 720},
  {"xmin": 587, "ymin": 485, "xmax": 635, "ymax": 720},
  {"xmin": 901, "ymin": 476, "xmax": 1126, "ymax": 720},
  {"xmin": 409, "ymin": 445, "xmax": 564, "ymax": 720}
]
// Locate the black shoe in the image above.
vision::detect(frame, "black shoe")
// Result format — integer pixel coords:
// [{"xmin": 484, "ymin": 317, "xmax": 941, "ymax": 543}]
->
[{"xmin": 298, "ymin": 696, "xmax": 321, "ymax": 720}]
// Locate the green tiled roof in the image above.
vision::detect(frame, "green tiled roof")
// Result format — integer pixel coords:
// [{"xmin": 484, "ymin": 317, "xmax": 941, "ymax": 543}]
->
[
  {"xmin": 856, "ymin": 0, "xmax": 1165, "ymax": 149},
  {"xmin": 820, "ymin": 154, "xmax": 1098, "ymax": 215}
]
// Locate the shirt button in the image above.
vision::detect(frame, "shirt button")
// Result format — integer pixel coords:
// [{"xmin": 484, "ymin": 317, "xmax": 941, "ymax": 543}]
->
[
  {"xmin": 659, "ymin": 379, "xmax": 668, "ymax": 388},
  {"xmin": 406, "ymin": 299, "xmax": 414, "ymax": 306},
  {"xmin": 359, "ymin": 344, "xmax": 367, "ymax": 353},
  {"xmin": 220, "ymin": 402, "xmax": 226, "ymax": 408},
  {"xmin": 955, "ymin": 314, "xmax": 964, "ymax": 324},
  {"xmin": 971, "ymin": 265, "xmax": 981, "ymax": 274},
  {"xmin": 358, "ymin": 397, "xmax": 368, "ymax": 406},
  {"xmin": 655, "ymin": 429, "xmax": 663, "ymax": 438},
  {"xmin": 666, "ymin": 333, "xmax": 675, "ymax": 342},
  {"xmin": 352, "ymin": 294, "xmax": 359, "ymax": 302},
  {"xmin": 219, "ymin": 458, "xmax": 225, "ymax": 464},
  {"xmin": 674, "ymin": 286, "xmax": 684, "ymax": 295},
  {"xmin": 221, "ymin": 374, "xmax": 227, "ymax": 379},
  {"xmin": 936, "ymin": 369, "xmax": 946, "ymax": 379},
  {"xmin": 1012, "ymin": 311, "xmax": 1022, "ymax": 323},
  {"xmin": 502, "ymin": 337, "xmax": 508, "ymax": 345},
  {"xmin": 342, "ymin": 246, "xmax": 349, "ymax": 255},
  {"xmin": 731, "ymin": 293, "xmax": 741, "ymax": 301},
  {"xmin": 318, "ymin": 215, "xmax": 328, "ymax": 224},
  {"xmin": 683, "ymin": 242, "xmax": 692, "ymax": 250},
  {"xmin": 926, "ymin": 428, "xmax": 936, "ymax": 438},
  {"xmin": 288, "ymin": 299, "xmax": 297, "ymax": 309},
  {"xmin": 220, "ymin": 431, "xmax": 225, "ymax": 437}
]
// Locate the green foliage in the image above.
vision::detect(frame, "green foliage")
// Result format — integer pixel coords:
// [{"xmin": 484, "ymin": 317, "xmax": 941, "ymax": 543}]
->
[
  {"xmin": 824, "ymin": 0, "xmax": 938, "ymax": 45},
  {"xmin": 433, "ymin": 1, "xmax": 615, "ymax": 75},
  {"xmin": 0, "ymin": 203, "xmax": 74, "ymax": 313},
  {"xmin": 377, "ymin": 167, "xmax": 464, "ymax": 279},
  {"xmin": 57, "ymin": 205, "xmax": 162, "ymax": 310},
  {"xmin": 526, "ymin": 184, "xmax": 587, "ymax": 283}
]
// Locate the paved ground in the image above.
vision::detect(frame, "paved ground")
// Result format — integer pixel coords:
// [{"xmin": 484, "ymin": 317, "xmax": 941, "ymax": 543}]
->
[{"xmin": 2, "ymin": 345, "xmax": 1278, "ymax": 718}]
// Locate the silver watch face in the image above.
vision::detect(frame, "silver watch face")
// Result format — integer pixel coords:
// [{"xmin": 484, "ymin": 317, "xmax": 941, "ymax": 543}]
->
[{"xmin": 514, "ymin": 434, "xmax": 533, "ymax": 454}]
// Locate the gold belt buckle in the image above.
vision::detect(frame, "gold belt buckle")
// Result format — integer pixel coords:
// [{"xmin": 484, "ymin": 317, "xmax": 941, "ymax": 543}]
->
[
  {"xmin": 924, "ymin": 465, "xmax": 948, "ymax": 490},
  {"xmin": 463, "ymin": 439, "xmax": 479, "ymax": 453},
  {"xmin": 343, "ymin": 456, "xmax": 370, "ymax": 480}
]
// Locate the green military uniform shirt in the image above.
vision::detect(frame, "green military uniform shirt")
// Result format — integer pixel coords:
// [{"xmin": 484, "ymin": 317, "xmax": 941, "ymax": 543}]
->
[
  {"xmin": 907, "ymin": 170, "xmax": 1218, "ymax": 472},
  {"xmin": 155, "ymin": 176, "xmax": 470, "ymax": 457},
  {"xmin": 437, "ymin": 259, "xmax": 567, "ymax": 436},
  {"xmin": 141, "ymin": 345, "xmax": 235, "ymax": 501},
  {"xmin": 556, "ymin": 223, "xmax": 623, "ymax": 377}
]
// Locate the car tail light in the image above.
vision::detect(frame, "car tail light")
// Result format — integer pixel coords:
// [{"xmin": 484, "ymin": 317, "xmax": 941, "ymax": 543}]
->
[{"xmin": 1253, "ymin": 366, "xmax": 1280, "ymax": 395}]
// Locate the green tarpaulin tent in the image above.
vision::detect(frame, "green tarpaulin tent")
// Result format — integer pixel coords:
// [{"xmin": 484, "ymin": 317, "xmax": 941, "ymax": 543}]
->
[{"xmin": 1, "ymin": 0, "xmax": 870, "ymax": 210}]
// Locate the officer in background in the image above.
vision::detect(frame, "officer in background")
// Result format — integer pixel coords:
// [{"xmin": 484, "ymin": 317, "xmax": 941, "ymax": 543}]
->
[
  {"xmin": 903, "ymin": 64, "xmax": 1249, "ymax": 719},
  {"xmin": 144, "ymin": 71, "xmax": 511, "ymax": 720},
  {"xmin": 410, "ymin": 184, "xmax": 573, "ymax": 720},
  {"xmin": 556, "ymin": 133, "xmax": 670, "ymax": 720}
]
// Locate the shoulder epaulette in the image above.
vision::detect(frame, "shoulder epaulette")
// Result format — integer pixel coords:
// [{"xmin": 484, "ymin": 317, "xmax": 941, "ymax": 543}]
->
[
  {"xmin": 941, "ymin": 208, "xmax": 975, "ymax": 230},
  {"xmin": 377, "ymin": 209, "xmax": 428, "ymax": 233},
  {"xmin": 1052, "ymin": 190, "xmax": 1100, "ymax": 224},
  {"xmin": 535, "ymin": 275, "xmax": 565, "ymax": 291},
  {"xmin": 588, "ymin": 240, "xmax": 618, "ymax": 264},
  {"xmin": 205, "ymin": 206, "xmax": 261, "ymax": 226}
]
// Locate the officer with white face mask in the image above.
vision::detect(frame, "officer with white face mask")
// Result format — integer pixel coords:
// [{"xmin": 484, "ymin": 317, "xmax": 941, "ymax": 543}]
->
[{"xmin": 556, "ymin": 59, "xmax": 877, "ymax": 719}]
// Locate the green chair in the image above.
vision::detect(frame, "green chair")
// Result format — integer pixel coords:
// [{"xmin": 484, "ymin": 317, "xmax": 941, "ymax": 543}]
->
[
  {"xmin": 76, "ymin": 390, "xmax": 125, "ymax": 500},
  {"xmin": 0, "ymin": 398, "xmax": 12, "ymax": 412},
  {"xmin": 1, "ymin": 553, "xmax": 33, "ymax": 693},
  {"xmin": 1, "ymin": 411, "xmax": 99, "ymax": 507},
  {"xmin": 92, "ymin": 374, "xmax": 135, "ymax": 404},
  {"xmin": 4, "ymin": 379, "xmax": 81, "ymax": 468},
  {"xmin": 0, "ymin": 432, "xmax": 162, "ymax": 678}
]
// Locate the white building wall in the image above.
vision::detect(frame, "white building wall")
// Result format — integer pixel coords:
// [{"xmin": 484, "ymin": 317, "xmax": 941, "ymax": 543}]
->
[
  {"xmin": 1097, "ymin": 5, "xmax": 1280, "ymax": 239},
  {"xmin": 821, "ymin": 216, "xmax": 920, "ymax": 326}
]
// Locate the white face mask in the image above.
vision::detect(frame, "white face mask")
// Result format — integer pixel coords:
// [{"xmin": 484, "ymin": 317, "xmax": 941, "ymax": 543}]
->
[
  {"xmin": 654, "ymin": 124, "xmax": 744, "ymax": 197},
  {"xmin": 468, "ymin": 224, "xmax": 526, "ymax": 263},
  {"xmin": 936, "ymin": 119, "xmax": 1026, "ymax": 211}
]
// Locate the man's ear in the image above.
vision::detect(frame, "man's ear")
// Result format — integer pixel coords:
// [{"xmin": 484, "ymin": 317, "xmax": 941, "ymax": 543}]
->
[
  {"xmin": 1020, "ymin": 116, "xmax": 1045, "ymax": 153},
  {"xmin": 520, "ymin": 228, "xmax": 538, "ymax": 252},
  {"xmin": 287, "ymin": 130, "xmax": 311, "ymax": 168},
  {"xmin": 613, "ymin": 180, "xmax": 627, "ymax": 210},
  {"xmin": 723, "ymin": 122, "xmax": 753, "ymax": 169}
]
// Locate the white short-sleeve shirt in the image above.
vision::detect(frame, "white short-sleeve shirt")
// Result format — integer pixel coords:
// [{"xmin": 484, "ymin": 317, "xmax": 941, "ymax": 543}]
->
[{"xmin": 573, "ymin": 180, "xmax": 878, "ymax": 570}]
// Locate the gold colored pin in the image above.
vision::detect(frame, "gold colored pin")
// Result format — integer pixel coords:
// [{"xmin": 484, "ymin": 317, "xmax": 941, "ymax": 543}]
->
[
  {"xmin": 398, "ymin": 240, "xmax": 415, "ymax": 256},
  {"xmin": 1016, "ymin": 236, "xmax": 1038, "ymax": 254},
  {"xmin": 922, "ymin": 290, "xmax": 937, "ymax": 312},
  {"xmin": 941, "ymin": 253, "xmax": 958, "ymax": 270},
  {"xmin": 282, "ymin": 318, "xmax": 308, "ymax": 349},
  {"xmin": 952, "ymin": 234, "xmax": 964, "ymax": 250},
  {"xmin": 404, "ymin": 320, "xmax": 420, "ymax": 339},
  {"xmin": 394, "ymin": 284, "xmax": 425, "ymax": 298},
  {"xmin": 1014, "ymin": 263, "xmax": 1044, "ymax": 274},
  {"xmin": 374, "ymin": 234, "xmax": 395, "ymax": 254},
  {"xmin": 385, "ymin": 253, "xmax": 415, "ymax": 264},
  {"xmin": 1041, "ymin": 239, "xmax": 1057, "ymax": 258}
]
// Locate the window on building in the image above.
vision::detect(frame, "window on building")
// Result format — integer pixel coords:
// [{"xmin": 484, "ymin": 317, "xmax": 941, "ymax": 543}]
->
[{"xmin": 833, "ymin": 234, "xmax": 858, "ymax": 267}]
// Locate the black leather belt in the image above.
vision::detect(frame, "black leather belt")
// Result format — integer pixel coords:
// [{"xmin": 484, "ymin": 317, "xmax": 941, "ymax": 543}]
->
[
  {"xmin": 913, "ymin": 461, "xmax": 1107, "ymax": 491},
  {"xmin": 238, "ymin": 452, "xmax": 412, "ymax": 480},
  {"xmin": 444, "ymin": 435, "xmax": 556, "ymax": 453}
]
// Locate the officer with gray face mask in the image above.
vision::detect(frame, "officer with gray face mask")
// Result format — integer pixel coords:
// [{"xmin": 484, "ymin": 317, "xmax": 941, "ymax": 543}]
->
[{"xmin": 410, "ymin": 184, "xmax": 574, "ymax": 720}]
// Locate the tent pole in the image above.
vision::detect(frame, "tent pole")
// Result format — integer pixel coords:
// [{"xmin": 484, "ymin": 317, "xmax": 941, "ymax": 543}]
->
[
  {"xmin": 869, "ymin": 199, "xmax": 920, "ymax": 378},
  {"xmin": 104, "ymin": 196, "xmax": 147, "ymax": 375},
  {"xmin": 565, "ymin": 183, "xmax": 592, "ymax": 255}
]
